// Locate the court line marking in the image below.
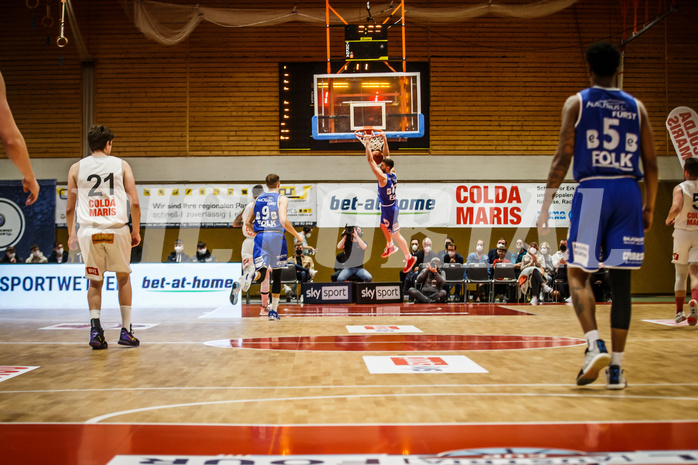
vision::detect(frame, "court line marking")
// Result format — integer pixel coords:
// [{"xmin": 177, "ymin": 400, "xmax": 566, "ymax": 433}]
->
[
  {"xmin": 84, "ymin": 392, "xmax": 698, "ymax": 424},
  {"xmin": 3, "ymin": 382, "xmax": 698, "ymax": 395}
]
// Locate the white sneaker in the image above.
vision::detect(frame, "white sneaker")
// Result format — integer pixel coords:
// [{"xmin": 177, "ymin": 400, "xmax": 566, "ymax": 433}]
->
[
  {"xmin": 689, "ymin": 299, "xmax": 698, "ymax": 326},
  {"xmin": 676, "ymin": 311, "xmax": 686, "ymax": 324},
  {"xmin": 577, "ymin": 340, "xmax": 611, "ymax": 386},
  {"xmin": 242, "ymin": 268, "xmax": 254, "ymax": 292},
  {"xmin": 543, "ymin": 284, "xmax": 553, "ymax": 294},
  {"xmin": 283, "ymin": 285, "xmax": 292, "ymax": 295},
  {"xmin": 530, "ymin": 296, "xmax": 539, "ymax": 306},
  {"xmin": 605, "ymin": 364, "xmax": 627, "ymax": 390}
]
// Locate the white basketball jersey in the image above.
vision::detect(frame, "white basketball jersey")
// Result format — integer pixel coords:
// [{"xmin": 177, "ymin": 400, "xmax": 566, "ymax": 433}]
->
[
  {"xmin": 76, "ymin": 155, "xmax": 129, "ymax": 229},
  {"xmin": 675, "ymin": 179, "xmax": 698, "ymax": 231},
  {"xmin": 242, "ymin": 201, "xmax": 255, "ymax": 238}
]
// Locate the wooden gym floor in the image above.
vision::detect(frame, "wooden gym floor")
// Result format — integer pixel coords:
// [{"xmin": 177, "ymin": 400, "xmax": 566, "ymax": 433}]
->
[{"xmin": 1, "ymin": 300, "xmax": 697, "ymax": 464}]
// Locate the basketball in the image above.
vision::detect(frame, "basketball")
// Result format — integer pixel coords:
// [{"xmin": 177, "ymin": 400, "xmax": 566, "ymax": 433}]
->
[
  {"xmin": 551, "ymin": 290, "xmax": 561, "ymax": 302},
  {"xmin": 373, "ymin": 152, "xmax": 384, "ymax": 164}
]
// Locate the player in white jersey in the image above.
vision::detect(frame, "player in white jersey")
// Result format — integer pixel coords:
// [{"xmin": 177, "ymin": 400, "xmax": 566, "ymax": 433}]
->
[
  {"xmin": 666, "ymin": 157, "xmax": 698, "ymax": 325},
  {"xmin": 66, "ymin": 125, "xmax": 141, "ymax": 350},
  {"xmin": 230, "ymin": 184, "xmax": 264, "ymax": 306}
]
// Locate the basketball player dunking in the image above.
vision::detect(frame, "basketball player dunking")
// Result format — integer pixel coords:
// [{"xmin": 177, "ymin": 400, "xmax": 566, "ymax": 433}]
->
[{"xmin": 364, "ymin": 133, "xmax": 417, "ymax": 274}]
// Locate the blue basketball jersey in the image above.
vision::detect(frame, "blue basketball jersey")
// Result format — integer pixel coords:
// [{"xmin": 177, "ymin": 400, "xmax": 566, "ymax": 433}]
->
[
  {"xmin": 573, "ymin": 87, "xmax": 644, "ymax": 182},
  {"xmin": 378, "ymin": 172, "xmax": 398, "ymax": 206},
  {"xmin": 253, "ymin": 192, "xmax": 285, "ymax": 234}
]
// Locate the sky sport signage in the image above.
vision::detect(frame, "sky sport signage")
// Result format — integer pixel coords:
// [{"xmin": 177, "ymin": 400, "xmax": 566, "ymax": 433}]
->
[
  {"xmin": 301, "ymin": 282, "xmax": 353, "ymax": 304},
  {"xmin": 355, "ymin": 282, "xmax": 403, "ymax": 304}
]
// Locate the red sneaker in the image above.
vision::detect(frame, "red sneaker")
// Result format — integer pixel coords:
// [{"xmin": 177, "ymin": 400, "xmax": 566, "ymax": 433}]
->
[
  {"xmin": 381, "ymin": 243, "xmax": 398, "ymax": 258},
  {"xmin": 403, "ymin": 255, "xmax": 417, "ymax": 273}
]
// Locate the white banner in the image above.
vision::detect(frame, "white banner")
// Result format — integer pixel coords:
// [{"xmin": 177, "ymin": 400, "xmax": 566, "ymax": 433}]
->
[
  {"xmin": 667, "ymin": 106, "xmax": 698, "ymax": 167},
  {"xmin": 0, "ymin": 263, "xmax": 241, "ymax": 309},
  {"xmin": 317, "ymin": 182, "xmax": 575, "ymax": 228},
  {"xmin": 56, "ymin": 183, "xmax": 317, "ymax": 228}
]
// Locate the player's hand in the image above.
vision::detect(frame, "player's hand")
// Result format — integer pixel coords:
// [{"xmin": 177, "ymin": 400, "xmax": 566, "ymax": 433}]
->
[
  {"xmin": 643, "ymin": 208, "xmax": 654, "ymax": 232},
  {"xmin": 536, "ymin": 209, "xmax": 550, "ymax": 235},
  {"xmin": 131, "ymin": 232, "xmax": 141, "ymax": 247},
  {"xmin": 22, "ymin": 177, "xmax": 40, "ymax": 205},
  {"xmin": 666, "ymin": 216, "xmax": 675, "ymax": 226},
  {"xmin": 68, "ymin": 234, "xmax": 78, "ymax": 250}
]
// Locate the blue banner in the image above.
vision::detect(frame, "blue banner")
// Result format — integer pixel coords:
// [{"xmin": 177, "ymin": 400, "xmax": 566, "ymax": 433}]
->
[{"xmin": 0, "ymin": 180, "xmax": 57, "ymax": 260}]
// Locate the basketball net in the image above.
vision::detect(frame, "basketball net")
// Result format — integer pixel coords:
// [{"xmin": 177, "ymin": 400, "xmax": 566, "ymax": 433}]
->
[{"xmin": 354, "ymin": 129, "xmax": 385, "ymax": 153}]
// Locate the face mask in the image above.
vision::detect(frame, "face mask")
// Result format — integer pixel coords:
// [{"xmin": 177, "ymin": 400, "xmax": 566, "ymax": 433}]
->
[
  {"xmin": 296, "ymin": 249, "xmax": 303, "ymax": 255},
  {"xmin": 541, "ymin": 247, "xmax": 548, "ymax": 254},
  {"xmin": 476, "ymin": 245, "xmax": 483, "ymax": 253},
  {"xmin": 424, "ymin": 246, "xmax": 432, "ymax": 253},
  {"xmin": 57, "ymin": 248, "xmax": 64, "ymax": 255},
  {"xmin": 498, "ymin": 243, "xmax": 505, "ymax": 248},
  {"xmin": 198, "ymin": 248, "xmax": 207, "ymax": 255},
  {"xmin": 305, "ymin": 233, "xmax": 311, "ymax": 238},
  {"xmin": 448, "ymin": 251, "xmax": 455, "ymax": 257},
  {"xmin": 517, "ymin": 243, "xmax": 523, "ymax": 250},
  {"xmin": 411, "ymin": 244, "xmax": 418, "ymax": 252},
  {"xmin": 175, "ymin": 246, "xmax": 184, "ymax": 253},
  {"xmin": 560, "ymin": 245, "xmax": 567, "ymax": 252},
  {"xmin": 32, "ymin": 251, "xmax": 39, "ymax": 257},
  {"xmin": 529, "ymin": 247, "xmax": 537, "ymax": 255},
  {"xmin": 9, "ymin": 253, "xmax": 15, "ymax": 259}
]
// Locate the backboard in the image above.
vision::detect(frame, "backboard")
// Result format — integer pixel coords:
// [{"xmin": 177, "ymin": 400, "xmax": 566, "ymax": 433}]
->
[{"xmin": 312, "ymin": 72, "xmax": 424, "ymax": 140}]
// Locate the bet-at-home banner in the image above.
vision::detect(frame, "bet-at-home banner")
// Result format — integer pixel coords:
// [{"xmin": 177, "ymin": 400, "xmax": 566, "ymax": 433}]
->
[
  {"xmin": 317, "ymin": 183, "xmax": 575, "ymax": 228},
  {"xmin": 55, "ymin": 182, "xmax": 574, "ymax": 228}
]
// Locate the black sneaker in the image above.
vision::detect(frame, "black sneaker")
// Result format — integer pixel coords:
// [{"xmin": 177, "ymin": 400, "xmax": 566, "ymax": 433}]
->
[
  {"xmin": 230, "ymin": 281, "xmax": 241, "ymax": 305},
  {"xmin": 118, "ymin": 325, "xmax": 140, "ymax": 347},
  {"xmin": 576, "ymin": 339, "xmax": 611, "ymax": 385},
  {"xmin": 89, "ymin": 327, "xmax": 108, "ymax": 350}
]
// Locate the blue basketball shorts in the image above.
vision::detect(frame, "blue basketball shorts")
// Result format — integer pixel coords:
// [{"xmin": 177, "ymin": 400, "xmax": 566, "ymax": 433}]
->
[
  {"xmin": 567, "ymin": 177, "xmax": 645, "ymax": 271},
  {"xmin": 380, "ymin": 203, "xmax": 400, "ymax": 233},
  {"xmin": 253, "ymin": 231, "xmax": 288, "ymax": 270}
]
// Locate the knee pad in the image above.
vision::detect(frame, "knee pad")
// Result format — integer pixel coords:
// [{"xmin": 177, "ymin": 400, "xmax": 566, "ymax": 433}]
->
[
  {"xmin": 675, "ymin": 264, "xmax": 689, "ymax": 292},
  {"xmin": 609, "ymin": 269, "xmax": 632, "ymax": 330},
  {"xmin": 271, "ymin": 268, "xmax": 282, "ymax": 294},
  {"xmin": 256, "ymin": 267, "xmax": 267, "ymax": 283}
]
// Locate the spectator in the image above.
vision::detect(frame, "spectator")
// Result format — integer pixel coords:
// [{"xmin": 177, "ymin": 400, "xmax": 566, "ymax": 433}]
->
[
  {"xmin": 466, "ymin": 239, "xmax": 490, "ymax": 302},
  {"xmin": 492, "ymin": 243, "xmax": 514, "ymax": 302},
  {"xmin": 511, "ymin": 238, "xmax": 528, "ymax": 277},
  {"xmin": 403, "ymin": 237, "xmax": 437, "ymax": 298},
  {"xmin": 538, "ymin": 241, "xmax": 556, "ymax": 284},
  {"xmin": 408, "ymin": 257, "xmax": 447, "ymax": 303},
  {"xmin": 25, "ymin": 244, "xmax": 47, "ymax": 264},
  {"xmin": 551, "ymin": 239, "xmax": 568, "ymax": 270},
  {"xmin": 291, "ymin": 241, "xmax": 316, "ymax": 283},
  {"xmin": 166, "ymin": 239, "xmax": 190, "ymax": 263},
  {"xmin": 442, "ymin": 242, "xmax": 464, "ymax": 301},
  {"xmin": 518, "ymin": 241, "xmax": 553, "ymax": 305},
  {"xmin": 1, "ymin": 246, "xmax": 22, "ymax": 264},
  {"xmin": 438, "ymin": 236, "xmax": 455, "ymax": 259},
  {"xmin": 298, "ymin": 225, "xmax": 316, "ymax": 256},
  {"xmin": 336, "ymin": 226, "xmax": 372, "ymax": 282},
  {"xmin": 48, "ymin": 242, "xmax": 70, "ymax": 263},
  {"xmin": 192, "ymin": 241, "xmax": 216, "ymax": 263},
  {"xmin": 487, "ymin": 237, "xmax": 511, "ymax": 265}
]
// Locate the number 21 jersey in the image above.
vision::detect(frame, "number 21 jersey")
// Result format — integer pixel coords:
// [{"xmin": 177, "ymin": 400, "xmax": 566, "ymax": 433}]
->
[{"xmin": 76, "ymin": 155, "xmax": 129, "ymax": 229}]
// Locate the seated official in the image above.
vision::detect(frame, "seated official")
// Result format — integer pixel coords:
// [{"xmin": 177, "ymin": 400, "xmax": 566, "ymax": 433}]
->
[
  {"xmin": 408, "ymin": 258, "xmax": 448, "ymax": 303},
  {"xmin": 48, "ymin": 242, "xmax": 70, "ymax": 263},
  {"xmin": 192, "ymin": 241, "xmax": 216, "ymax": 263}
]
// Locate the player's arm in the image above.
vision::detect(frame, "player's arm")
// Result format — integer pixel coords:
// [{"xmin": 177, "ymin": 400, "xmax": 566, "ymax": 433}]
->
[
  {"xmin": 638, "ymin": 100, "xmax": 658, "ymax": 231},
  {"xmin": 381, "ymin": 132, "xmax": 390, "ymax": 158},
  {"xmin": 537, "ymin": 95, "xmax": 578, "ymax": 233},
  {"xmin": 278, "ymin": 195, "xmax": 303, "ymax": 243},
  {"xmin": 66, "ymin": 163, "xmax": 79, "ymax": 250},
  {"xmin": 354, "ymin": 232, "xmax": 367, "ymax": 250},
  {"xmin": 0, "ymin": 71, "xmax": 39, "ymax": 205},
  {"xmin": 365, "ymin": 136, "xmax": 387, "ymax": 187},
  {"xmin": 122, "ymin": 160, "xmax": 141, "ymax": 247},
  {"xmin": 666, "ymin": 185, "xmax": 684, "ymax": 226}
]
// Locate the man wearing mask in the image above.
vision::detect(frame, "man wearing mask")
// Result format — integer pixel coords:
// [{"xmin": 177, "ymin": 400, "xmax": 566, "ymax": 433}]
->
[
  {"xmin": 443, "ymin": 242, "xmax": 464, "ymax": 301},
  {"xmin": 403, "ymin": 237, "xmax": 437, "ymax": 298},
  {"xmin": 25, "ymin": 244, "xmax": 48, "ymax": 264},
  {"xmin": 193, "ymin": 241, "xmax": 215, "ymax": 263},
  {"xmin": 511, "ymin": 238, "xmax": 528, "ymax": 277},
  {"xmin": 551, "ymin": 239, "xmax": 568, "ymax": 270},
  {"xmin": 487, "ymin": 238, "xmax": 511, "ymax": 265},
  {"xmin": 1, "ymin": 246, "xmax": 22, "ymax": 264},
  {"xmin": 166, "ymin": 239, "xmax": 190, "ymax": 263},
  {"xmin": 292, "ymin": 241, "xmax": 316, "ymax": 284},
  {"xmin": 48, "ymin": 242, "xmax": 70, "ymax": 263}
]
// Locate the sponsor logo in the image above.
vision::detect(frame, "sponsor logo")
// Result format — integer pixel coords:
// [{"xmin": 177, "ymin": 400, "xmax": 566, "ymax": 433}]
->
[
  {"xmin": 91, "ymin": 233, "xmax": 114, "ymax": 244},
  {"xmin": 572, "ymin": 241, "xmax": 590, "ymax": 268},
  {"xmin": 0, "ymin": 198, "xmax": 25, "ymax": 249},
  {"xmin": 329, "ymin": 195, "xmax": 435, "ymax": 213},
  {"xmin": 86, "ymin": 267, "xmax": 99, "ymax": 276},
  {"xmin": 322, "ymin": 287, "xmax": 348, "ymax": 300}
]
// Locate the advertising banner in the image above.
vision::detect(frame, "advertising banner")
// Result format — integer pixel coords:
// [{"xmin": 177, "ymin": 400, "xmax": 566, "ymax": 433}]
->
[
  {"xmin": 354, "ymin": 282, "xmax": 403, "ymax": 303},
  {"xmin": 666, "ymin": 106, "xmax": 698, "ymax": 167},
  {"xmin": 0, "ymin": 180, "xmax": 56, "ymax": 258},
  {"xmin": 317, "ymin": 182, "xmax": 574, "ymax": 228},
  {"xmin": 0, "ymin": 263, "xmax": 241, "ymax": 309},
  {"xmin": 301, "ymin": 282, "xmax": 354, "ymax": 304}
]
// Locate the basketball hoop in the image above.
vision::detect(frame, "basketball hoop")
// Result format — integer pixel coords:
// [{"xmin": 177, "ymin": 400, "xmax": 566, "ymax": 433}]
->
[{"xmin": 354, "ymin": 128, "xmax": 385, "ymax": 153}]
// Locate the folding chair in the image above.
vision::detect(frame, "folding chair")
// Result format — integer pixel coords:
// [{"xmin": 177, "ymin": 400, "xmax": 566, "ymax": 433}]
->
[
  {"xmin": 443, "ymin": 263, "xmax": 465, "ymax": 302},
  {"xmin": 279, "ymin": 263, "xmax": 300, "ymax": 302},
  {"xmin": 465, "ymin": 263, "xmax": 492, "ymax": 303},
  {"xmin": 491, "ymin": 263, "xmax": 517, "ymax": 302}
]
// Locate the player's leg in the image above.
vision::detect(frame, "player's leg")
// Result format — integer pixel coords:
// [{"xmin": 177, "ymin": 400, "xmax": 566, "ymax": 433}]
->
[
  {"xmin": 116, "ymin": 271, "xmax": 139, "ymax": 347},
  {"xmin": 674, "ymin": 263, "xmax": 688, "ymax": 323},
  {"xmin": 267, "ymin": 233, "xmax": 287, "ymax": 320},
  {"xmin": 87, "ymin": 278, "xmax": 108, "ymax": 350},
  {"xmin": 268, "ymin": 268, "xmax": 282, "ymax": 320},
  {"xmin": 606, "ymin": 268, "xmax": 632, "ymax": 389},
  {"xmin": 79, "ymin": 228, "xmax": 108, "ymax": 350},
  {"xmin": 231, "ymin": 238, "xmax": 255, "ymax": 305},
  {"xmin": 379, "ymin": 206, "xmax": 399, "ymax": 258},
  {"xmin": 688, "ymin": 263, "xmax": 698, "ymax": 326}
]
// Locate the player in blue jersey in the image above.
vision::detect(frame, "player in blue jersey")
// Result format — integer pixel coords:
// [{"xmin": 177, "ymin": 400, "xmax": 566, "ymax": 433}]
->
[
  {"xmin": 245, "ymin": 173, "xmax": 303, "ymax": 320},
  {"xmin": 364, "ymin": 132, "xmax": 418, "ymax": 274},
  {"xmin": 537, "ymin": 42, "xmax": 657, "ymax": 390}
]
